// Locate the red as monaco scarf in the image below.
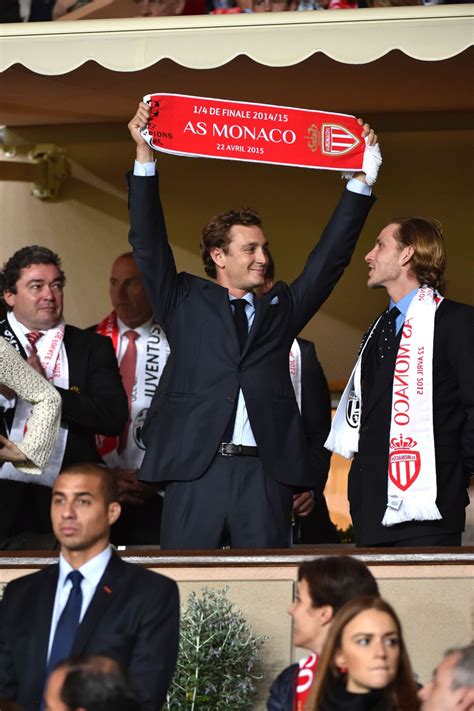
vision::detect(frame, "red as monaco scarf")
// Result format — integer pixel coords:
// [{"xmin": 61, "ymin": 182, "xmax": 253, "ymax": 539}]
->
[
  {"xmin": 140, "ymin": 93, "xmax": 375, "ymax": 177},
  {"xmin": 295, "ymin": 653, "xmax": 319, "ymax": 711}
]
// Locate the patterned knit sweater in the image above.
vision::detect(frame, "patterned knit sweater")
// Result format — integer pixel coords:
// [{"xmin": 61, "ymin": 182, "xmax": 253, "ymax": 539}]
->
[{"xmin": 0, "ymin": 337, "xmax": 61, "ymax": 475}]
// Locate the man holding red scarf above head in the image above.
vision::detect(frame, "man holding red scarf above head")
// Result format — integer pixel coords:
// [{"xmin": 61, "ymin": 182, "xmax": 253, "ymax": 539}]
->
[
  {"xmin": 126, "ymin": 100, "xmax": 379, "ymax": 550},
  {"xmin": 327, "ymin": 218, "xmax": 474, "ymax": 546}
]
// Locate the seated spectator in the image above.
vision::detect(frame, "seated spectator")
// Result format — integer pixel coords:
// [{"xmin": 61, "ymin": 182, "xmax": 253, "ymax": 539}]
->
[
  {"xmin": 306, "ymin": 595, "xmax": 420, "ymax": 710},
  {"xmin": 44, "ymin": 655, "xmax": 142, "ymax": 711},
  {"xmin": 0, "ymin": 337, "xmax": 61, "ymax": 475},
  {"xmin": 418, "ymin": 645, "xmax": 474, "ymax": 711},
  {"xmin": 267, "ymin": 556, "xmax": 379, "ymax": 710}
]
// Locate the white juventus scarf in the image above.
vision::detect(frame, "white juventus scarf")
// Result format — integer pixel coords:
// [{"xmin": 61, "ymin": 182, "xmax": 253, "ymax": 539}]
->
[
  {"xmin": 289, "ymin": 339, "xmax": 302, "ymax": 412},
  {"xmin": 326, "ymin": 287, "xmax": 443, "ymax": 527},
  {"xmin": 1, "ymin": 312, "xmax": 68, "ymax": 486},
  {"xmin": 96, "ymin": 311, "xmax": 170, "ymax": 468}
]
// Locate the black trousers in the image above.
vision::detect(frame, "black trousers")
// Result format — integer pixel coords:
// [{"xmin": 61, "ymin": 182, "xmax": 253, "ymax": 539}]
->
[{"xmin": 160, "ymin": 454, "xmax": 293, "ymax": 550}]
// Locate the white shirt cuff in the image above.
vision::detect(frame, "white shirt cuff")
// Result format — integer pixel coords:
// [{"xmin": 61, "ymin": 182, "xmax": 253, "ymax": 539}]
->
[
  {"xmin": 133, "ymin": 160, "xmax": 156, "ymax": 177},
  {"xmin": 346, "ymin": 178, "xmax": 371, "ymax": 196}
]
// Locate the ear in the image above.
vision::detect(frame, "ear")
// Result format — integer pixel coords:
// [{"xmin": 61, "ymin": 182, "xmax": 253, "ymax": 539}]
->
[
  {"xmin": 108, "ymin": 502, "xmax": 121, "ymax": 526},
  {"xmin": 3, "ymin": 290, "xmax": 15, "ymax": 308},
  {"xmin": 401, "ymin": 245, "xmax": 414, "ymax": 265},
  {"xmin": 210, "ymin": 247, "xmax": 226, "ymax": 271},
  {"xmin": 319, "ymin": 604, "xmax": 335, "ymax": 627},
  {"xmin": 334, "ymin": 649, "xmax": 347, "ymax": 669}
]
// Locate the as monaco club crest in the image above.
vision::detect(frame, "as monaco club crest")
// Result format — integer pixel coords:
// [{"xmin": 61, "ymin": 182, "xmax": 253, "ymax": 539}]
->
[
  {"xmin": 388, "ymin": 435, "xmax": 421, "ymax": 491},
  {"xmin": 321, "ymin": 123, "xmax": 360, "ymax": 156}
]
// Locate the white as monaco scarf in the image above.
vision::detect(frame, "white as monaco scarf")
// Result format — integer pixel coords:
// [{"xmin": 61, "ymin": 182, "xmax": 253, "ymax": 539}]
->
[
  {"xmin": 325, "ymin": 287, "xmax": 443, "ymax": 527},
  {"xmin": 1, "ymin": 312, "xmax": 68, "ymax": 486}
]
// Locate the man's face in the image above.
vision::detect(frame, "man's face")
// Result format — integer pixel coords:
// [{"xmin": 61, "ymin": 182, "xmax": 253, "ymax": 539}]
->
[
  {"xmin": 364, "ymin": 224, "xmax": 408, "ymax": 291},
  {"xmin": 418, "ymin": 653, "xmax": 465, "ymax": 710},
  {"xmin": 51, "ymin": 473, "xmax": 119, "ymax": 563},
  {"xmin": 109, "ymin": 255, "xmax": 153, "ymax": 329},
  {"xmin": 287, "ymin": 578, "xmax": 327, "ymax": 653},
  {"xmin": 212, "ymin": 225, "xmax": 269, "ymax": 295},
  {"xmin": 44, "ymin": 666, "xmax": 69, "ymax": 711},
  {"xmin": 4, "ymin": 263, "xmax": 64, "ymax": 331}
]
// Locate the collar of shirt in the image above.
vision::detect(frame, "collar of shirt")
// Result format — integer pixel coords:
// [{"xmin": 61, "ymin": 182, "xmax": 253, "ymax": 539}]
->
[
  {"xmin": 117, "ymin": 316, "xmax": 153, "ymax": 339},
  {"xmin": 116, "ymin": 316, "xmax": 153, "ymax": 360},
  {"xmin": 229, "ymin": 293, "xmax": 255, "ymax": 327},
  {"xmin": 57, "ymin": 545, "xmax": 112, "ymax": 618},
  {"xmin": 7, "ymin": 311, "xmax": 45, "ymax": 340},
  {"xmin": 390, "ymin": 287, "xmax": 419, "ymax": 333}
]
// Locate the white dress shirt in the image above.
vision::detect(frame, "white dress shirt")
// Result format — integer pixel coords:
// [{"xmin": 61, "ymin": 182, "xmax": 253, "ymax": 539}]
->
[{"xmin": 47, "ymin": 545, "xmax": 112, "ymax": 661}]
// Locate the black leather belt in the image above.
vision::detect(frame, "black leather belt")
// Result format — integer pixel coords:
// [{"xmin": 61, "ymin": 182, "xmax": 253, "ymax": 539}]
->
[{"xmin": 218, "ymin": 443, "xmax": 259, "ymax": 457}]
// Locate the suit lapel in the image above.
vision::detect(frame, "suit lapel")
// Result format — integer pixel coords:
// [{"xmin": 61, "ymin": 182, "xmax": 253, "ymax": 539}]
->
[
  {"xmin": 201, "ymin": 282, "xmax": 239, "ymax": 355},
  {"xmin": 71, "ymin": 553, "xmax": 122, "ymax": 656},
  {"xmin": 361, "ymin": 330, "xmax": 402, "ymax": 422},
  {"xmin": 32, "ymin": 566, "xmax": 59, "ymax": 691},
  {"xmin": 241, "ymin": 294, "xmax": 271, "ymax": 360}
]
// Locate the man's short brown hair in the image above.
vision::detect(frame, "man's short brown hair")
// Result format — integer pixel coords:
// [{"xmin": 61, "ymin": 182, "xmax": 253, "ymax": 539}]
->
[
  {"xmin": 59, "ymin": 463, "xmax": 119, "ymax": 506},
  {"xmin": 200, "ymin": 208, "xmax": 262, "ymax": 279}
]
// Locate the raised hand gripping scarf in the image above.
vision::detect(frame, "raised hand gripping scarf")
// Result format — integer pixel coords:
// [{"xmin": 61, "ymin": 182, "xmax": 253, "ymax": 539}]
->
[{"xmin": 140, "ymin": 93, "xmax": 381, "ymax": 185}]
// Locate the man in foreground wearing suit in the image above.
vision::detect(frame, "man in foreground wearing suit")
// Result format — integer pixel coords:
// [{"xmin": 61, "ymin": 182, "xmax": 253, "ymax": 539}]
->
[
  {"xmin": 0, "ymin": 246, "xmax": 128, "ymax": 549},
  {"xmin": 0, "ymin": 462, "xmax": 180, "ymax": 711},
  {"xmin": 127, "ymin": 101, "xmax": 379, "ymax": 549},
  {"xmin": 327, "ymin": 217, "xmax": 474, "ymax": 546}
]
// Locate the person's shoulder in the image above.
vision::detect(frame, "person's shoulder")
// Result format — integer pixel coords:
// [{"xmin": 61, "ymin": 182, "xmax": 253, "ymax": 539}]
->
[
  {"xmin": 113, "ymin": 556, "xmax": 178, "ymax": 593},
  {"xmin": 3, "ymin": 565, "xmax": 56, "ymax": 600},
  {"xmin": 64, "ymin": 324, "xmax": 115, "ymax": 349},
  {"xmin": 267, "ymin": 662, "xmax": 299, "ymax": 710},
  {"xmin": 436, "ymin": 298, "xmax": 474, "ymax": 323}
]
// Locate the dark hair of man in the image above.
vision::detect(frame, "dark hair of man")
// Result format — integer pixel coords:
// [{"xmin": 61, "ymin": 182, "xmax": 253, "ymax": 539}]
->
[
  {"xmin": 391, "ymin": 217, "xmax": 447, "ymax": 294},
  {"xmin": 265, "ymin": 251, "xmax": 275, "ymax": 282},
  {"xmin": 297, "ymin": 556, "xmax": 379, "ymax": 614},
  {"xmin": 308, "ymin": 596, "xmax": 419, "ymax": 711},
  {"xmin": 200, "ymin": 207, "xmax": 262, "ymax": 279},
  {"xmin": 445, "ymin": 645, "xmax": 474, "ymax": 689},
  {"xmin": 59, "ymin": 462, "xmax": 119, "ymax": 506},
  {"xmin": 58, "ymin": 655, "xmax": 142, "ymax": 711},
  {"xmin": 0, "ymin": 245, "xmax": 66, "ymax": 302}
]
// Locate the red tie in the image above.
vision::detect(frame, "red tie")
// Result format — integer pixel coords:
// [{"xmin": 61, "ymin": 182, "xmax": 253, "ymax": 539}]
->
[
  {"xmin": 26, "ymin": 331, "xmax": 43, "ymax": 354},
  {"xmin": 118, "ymin": 330, "xmax": 139, "ymax": 453}
]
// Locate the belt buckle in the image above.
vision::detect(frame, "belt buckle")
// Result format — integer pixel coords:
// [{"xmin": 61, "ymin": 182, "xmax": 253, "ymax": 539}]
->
[{"xmin": 219, "ymin": 443, "xmax": 232, "ymax": 457}]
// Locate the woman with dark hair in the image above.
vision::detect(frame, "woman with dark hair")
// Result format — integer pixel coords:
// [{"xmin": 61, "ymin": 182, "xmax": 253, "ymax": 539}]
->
[
  {"xmin": 267, "ymin": 556, "xmax": 380, "ymax": 711},
  {"xmin": 306, "ymin": 596, "xmax": 419, "ymax": 710}
]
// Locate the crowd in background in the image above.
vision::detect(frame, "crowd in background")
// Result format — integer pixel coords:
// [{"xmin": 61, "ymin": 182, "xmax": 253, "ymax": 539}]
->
[{"xmin": 0, "ymin": 0, "xmax": 470, "ymax": 23}]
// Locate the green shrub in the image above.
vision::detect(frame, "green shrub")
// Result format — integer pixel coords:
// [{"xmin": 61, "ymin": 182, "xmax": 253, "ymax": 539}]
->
[{"xmin": 165, "ymin": 587, "xmax": 267, "ymax": 710}]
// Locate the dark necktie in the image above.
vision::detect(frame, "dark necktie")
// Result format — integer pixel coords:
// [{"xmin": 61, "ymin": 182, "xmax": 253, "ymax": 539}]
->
[
  {"xmin": 222, "ymin": 299, "xmax": 249, "ymax": 442},
  {"xmin": 376, "ymin": 306, "xmax": 400, "ymax": 364},
  {"xmin": 118, "ymin": 330, "xmax": 139, "ymax": 452},
  {"xmin": 47, "ymin": 570, "xmax": 83, "ymax": 674},
  {"xmin": 232, "ymin": 299, "xmax": 248, "ymax": 353},
  {"xmin": 26, "ymin": 330, "xmax": 43, "ymax": 354}
]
